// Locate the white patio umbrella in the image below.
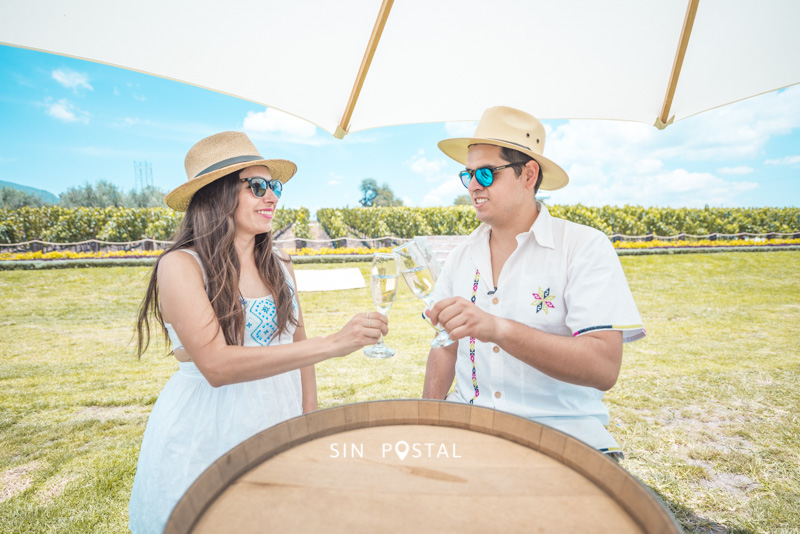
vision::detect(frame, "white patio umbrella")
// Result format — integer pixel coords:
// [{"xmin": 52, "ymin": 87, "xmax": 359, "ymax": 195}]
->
[{"xmin": 1, "ymin": 0, "xmax": 798, "ymax": 138}]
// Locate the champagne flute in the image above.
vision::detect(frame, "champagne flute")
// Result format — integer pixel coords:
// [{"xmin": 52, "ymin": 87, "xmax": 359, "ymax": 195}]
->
[
  {"xmin": 364, "ymin": 253, "xmax": 399, "ymax": 358},
  {"xmin": 393, "ymin": 241, "xmax": 455, "ymax": 348}
]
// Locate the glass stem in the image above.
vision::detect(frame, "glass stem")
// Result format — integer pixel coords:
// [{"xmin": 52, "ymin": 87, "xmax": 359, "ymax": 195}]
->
[
  {"xmin": 374, "ymin": 310, "xmax": 387, "ymax": 347},
  {"xmin": 422, "ymin": 297, "xmax": 440, "ymax": 330}
]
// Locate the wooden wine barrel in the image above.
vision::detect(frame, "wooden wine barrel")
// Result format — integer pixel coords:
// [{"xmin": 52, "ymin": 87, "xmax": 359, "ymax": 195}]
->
[{"xmin": 165, "ymin": 400, "xmax": 680, "ymax": 534}]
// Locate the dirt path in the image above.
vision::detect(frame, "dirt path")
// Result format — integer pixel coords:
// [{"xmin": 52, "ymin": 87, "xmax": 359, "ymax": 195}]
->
[
  {"xmin": 274, "ymin": 221, "xmax": 331, "ymax": 248},
  {"xmin": 309, "ymin": 221, "xmax": 330, "ymax": 241}
]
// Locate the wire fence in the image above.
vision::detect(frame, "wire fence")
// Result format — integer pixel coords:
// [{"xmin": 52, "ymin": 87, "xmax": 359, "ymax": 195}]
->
[
  {"xmin": 1, "ymin": 232, "xmax": 799, "ymax": 255},
  {"xmin": 0, "ymin": 236, "xmax": 412, "ymax": 254},
  {"xmin": 608, "ymin": 231, "xmax": 800, "ymax": 241}
]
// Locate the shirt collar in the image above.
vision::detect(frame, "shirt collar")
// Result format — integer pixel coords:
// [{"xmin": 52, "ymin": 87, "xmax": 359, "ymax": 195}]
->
[
  {"xmin": 529, "ymin": 202, "xmax": 555, "ymax": 249},
  {"xmin": 466, "ymin": 202, "xmax": 555, "ymax": 249}
]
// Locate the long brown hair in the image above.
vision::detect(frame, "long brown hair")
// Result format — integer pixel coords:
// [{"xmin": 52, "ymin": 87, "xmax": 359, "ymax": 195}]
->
[{"xmin": 136, "ymin": 171, "xmax": 297, "ymax": 358}]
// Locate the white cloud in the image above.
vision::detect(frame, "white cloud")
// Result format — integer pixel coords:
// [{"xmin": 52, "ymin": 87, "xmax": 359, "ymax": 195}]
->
[
  {"xmin": 538, "ymin": 85, "xmax": 800, "ymax": 206},
  {"xmin": 118, "ymin": 117, "xmax": 150, "ymax": 127},
  {"xmin": 764, "ymin": 155, "xmax": 800, "ymax": 166},
  {"xmin": 407, "ymin": 150, "xmax": 448, "ymax": 179},
  {"xmin": 548, "ymin": 167, "xmax": 758, "ymax": 208},
  {"xmin": 654, "ymin": 86, "xmax": 800, "ymax": 161},
  {"xmin": 405, "ymin": 150, "xmax": 454, "ymax": 187},
  {"xmin": 126, "ymin": 82, "xmax": 146, "ymax": 102},
  {"xmin": 325, "ymin": 172, "xmax": 346, "ymax": 188},
  {"xmin": 633, "ymin": 158, "xmax": 664, "ymax": 175},
  {"xmin": 52, "ymin": 68, "xmax": 93, "ymax": 93},
  {"xmin": 341, "ymin": 132, "xmax": 378, "ymax": 144},
  {"xmin": 444, "ymin": 121, "xmax": 478, "ymax": 137},
  {"xmin": 421, "ymin": 178, "xmax": 465, "ymax": 207},
  {"xmin": 45, "ymin": 98, "xmax": 89, "ymax": 124},
  {"xmin": 243, "ymin": 107, "xmax": 320, "ymax": 145},
  {"xmin": 405, "ymin": 148, "xmax": 467, "ymax": 205},
  {"xmin": 718, "ymin": 166, "xmax": 754, "ymax": 175}
]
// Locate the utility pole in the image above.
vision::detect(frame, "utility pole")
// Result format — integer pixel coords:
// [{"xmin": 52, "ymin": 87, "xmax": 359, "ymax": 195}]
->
[{"xmin": 133, "ymin": 160, "xmax": 153, "ymax": 190}]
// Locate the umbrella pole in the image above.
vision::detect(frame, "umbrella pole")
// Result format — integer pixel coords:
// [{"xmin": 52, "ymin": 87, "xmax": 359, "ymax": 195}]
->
[
  {"xmin": 656, "ymin": 0, "xmax": 700, "ymax": 129},
  {"xmin": 335, "ymin": 0, "xmax": 395, "ymax": 139}
]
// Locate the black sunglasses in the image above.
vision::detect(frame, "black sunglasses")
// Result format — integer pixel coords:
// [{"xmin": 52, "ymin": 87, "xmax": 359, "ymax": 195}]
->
[
  {"xmin": 459, "ymin": 162, "xmax": 527, "ymax": 189},
  {"xmin": 240, "ymin": 177, "xmax": 282, "ymax": 199}
]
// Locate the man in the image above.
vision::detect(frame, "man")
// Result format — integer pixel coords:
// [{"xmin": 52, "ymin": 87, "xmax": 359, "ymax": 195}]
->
[{"xmin": 423, "ymin": 106, "xmax": 645, "ymax": 457}]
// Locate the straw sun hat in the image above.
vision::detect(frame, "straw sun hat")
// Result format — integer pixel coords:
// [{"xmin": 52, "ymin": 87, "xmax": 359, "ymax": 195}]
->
[
  {"xmin": 438, "ymin": 106, "xmax": 569, "ymax": 191},
  {"xmin": 165, "ymin": 131, "xmax": 297, "ymax": 211}
]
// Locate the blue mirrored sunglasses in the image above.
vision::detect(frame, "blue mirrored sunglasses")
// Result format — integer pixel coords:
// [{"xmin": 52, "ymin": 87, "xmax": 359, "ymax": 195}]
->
[
  {"xmin": 240, "ymin": 177, "xmax": 282, "ymax": 199},
  {"xmin": 459, "ymin": 163, "xmax": 525, "ymax": 189}
]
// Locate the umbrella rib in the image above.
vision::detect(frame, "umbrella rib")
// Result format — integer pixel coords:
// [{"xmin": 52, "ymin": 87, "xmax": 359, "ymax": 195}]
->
[
  {"xmin": 656, "ymin": 0, "xmax": 700, "ymax": 129},
  {"xmin": 335, "ymin": 0, "xmax": 395, "ymax": 139}
]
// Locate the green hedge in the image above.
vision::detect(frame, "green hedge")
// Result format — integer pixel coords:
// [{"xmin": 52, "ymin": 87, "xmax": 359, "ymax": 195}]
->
[
  {"xmin": 0, "ymin": 207, "xmax": 306, "ymax": 244},
  {"xmin": 316, "ymin": 205, "xmax": 800, "ymax": 238},
  {"xmin": 2, "ymin": 205, "xmax": 798, "ymax": 244},
  {"xmin": 318, "ymin": 206, "xmax": 477, "ymax": 238}
]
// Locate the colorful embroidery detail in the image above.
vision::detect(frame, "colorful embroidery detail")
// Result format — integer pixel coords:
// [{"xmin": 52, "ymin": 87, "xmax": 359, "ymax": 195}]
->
[
  {"xmin": 246, "ymin": 296, "xmax": 279, "ymax": 346},
  {"xmin": 532, "ymin": 286, "xmax": 556, "ymax": 314},
  {"xmin": 469, "ymin": 269, "xmax": 480, "ymax": 404}
]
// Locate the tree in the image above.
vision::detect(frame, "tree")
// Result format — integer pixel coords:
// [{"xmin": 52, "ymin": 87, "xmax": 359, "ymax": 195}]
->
[
  {"xmin": 126, "ymin": 185, "xmax": 168, "ymax": 208},
  {"xmin": 359, "ymin": 179, "xmax": 378, "ymax": 207},
  {"xmin": 0, "ymin": 187, "xmax": 53, "ymax": 209},
  {"xmin": 359, "ymin": 178, "xmax": 403, "ymax": 207},
  {"xmin": 59, "ymin": 180, "xmax": 167, "ymax": 208},
  {"xmin": 453, "ymin": 194, "xmax": 471, "ymax": 206},
  {"xmin": 60, "ymin": 180, "xmax": 125, "ymax": 208}
]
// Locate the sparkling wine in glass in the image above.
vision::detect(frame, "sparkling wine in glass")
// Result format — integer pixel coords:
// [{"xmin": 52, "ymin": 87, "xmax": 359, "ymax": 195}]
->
[
  {"xmin": 393, "ymin": 241, "xmax": 455, "ymax": 348},
  {"xmin": 364, "ymin": 253, "xmax": 398, "ymax": 358}
]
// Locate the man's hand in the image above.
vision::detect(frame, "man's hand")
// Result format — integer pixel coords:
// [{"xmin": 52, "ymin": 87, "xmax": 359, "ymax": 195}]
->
[
  {"xmin": 428, "ymin": 296, "xmax": 623, "ymax": 391},
  {"xmin": 426, "ymin": 296, "xmax": 500, "ymax": 343}
]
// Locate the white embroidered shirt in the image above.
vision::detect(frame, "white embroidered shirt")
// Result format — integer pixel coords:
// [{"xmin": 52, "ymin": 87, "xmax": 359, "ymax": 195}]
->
[{"xmin": 431, "ymin": 203, "xmax": 645, "ymax": 450}]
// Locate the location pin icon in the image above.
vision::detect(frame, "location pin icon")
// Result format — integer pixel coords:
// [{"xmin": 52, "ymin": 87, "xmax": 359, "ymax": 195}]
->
[{"xmin": 395, "ymin": 440, "xmax": 409, "ymax": 461}]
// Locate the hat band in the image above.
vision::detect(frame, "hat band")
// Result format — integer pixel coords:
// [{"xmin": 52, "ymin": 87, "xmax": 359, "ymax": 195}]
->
[
  {"xmin": 488, "ymin": 138, "xmax": 531, "ymax": 151},
  {"xmin": 195, "ymin": 155, "xmax": 263, "ymax": 178}
]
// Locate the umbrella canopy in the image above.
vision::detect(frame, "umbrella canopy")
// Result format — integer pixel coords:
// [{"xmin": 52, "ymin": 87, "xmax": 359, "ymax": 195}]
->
[{"xmin": 1, "ymin": 0, "xmax": 798, "ymax": 137}]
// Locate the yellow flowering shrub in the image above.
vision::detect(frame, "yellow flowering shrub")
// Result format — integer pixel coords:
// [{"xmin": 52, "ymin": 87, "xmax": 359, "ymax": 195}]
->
[
  {"xmin": 612, "ymin": 238, "xmax": 800, "ymax": 249},
  {"xmin": 0, "ymin": 247, "xmax": 394, "ymax": 261},
  {"xmin": 285, "ymin": 246, "xmax": 392, "ymax": 256},
  {"xmin": 2, "ymin": 240, "xmax": 797, "ymax": 262},
  {"xmin": 0, "ymin": 249, "xmax": 165, "ymax": 261}
]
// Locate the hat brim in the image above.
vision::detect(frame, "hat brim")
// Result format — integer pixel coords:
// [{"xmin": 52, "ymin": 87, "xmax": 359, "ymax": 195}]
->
[
  {"xmin": 438, "ymin": 137, "xmax": 569, "ymax": 191},
  {"xmin": 165, "ymin": 159, "xmax": 297, "ymax": 212}
]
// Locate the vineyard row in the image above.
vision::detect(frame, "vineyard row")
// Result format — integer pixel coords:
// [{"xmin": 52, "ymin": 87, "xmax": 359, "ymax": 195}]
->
[{"xmin": 1, "ymin": 205, "xmax": 798, "ymax": 244}]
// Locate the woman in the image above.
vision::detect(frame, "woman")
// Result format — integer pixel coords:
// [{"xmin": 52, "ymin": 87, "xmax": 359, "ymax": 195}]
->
[{"xmin": 129, "ymin": 131, "xmax": 387, "ymax": 533}]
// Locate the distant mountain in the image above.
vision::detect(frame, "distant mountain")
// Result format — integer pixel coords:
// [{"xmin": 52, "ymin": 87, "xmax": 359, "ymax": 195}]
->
[{"xmin": 0, "ymin": 179, "xmax": 59, "ymax": 204}]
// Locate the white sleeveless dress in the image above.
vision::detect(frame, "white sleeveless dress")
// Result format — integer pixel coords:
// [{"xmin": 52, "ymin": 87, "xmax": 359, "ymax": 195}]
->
[{"xmin": 129, "ymin": 250, "xmax": 303, "ymax": 534}]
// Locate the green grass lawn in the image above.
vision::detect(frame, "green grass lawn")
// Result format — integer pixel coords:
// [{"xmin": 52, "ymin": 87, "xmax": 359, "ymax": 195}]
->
[{"xmin": 1, "ymin": 252, "xmax": 799, "ymax": 533}]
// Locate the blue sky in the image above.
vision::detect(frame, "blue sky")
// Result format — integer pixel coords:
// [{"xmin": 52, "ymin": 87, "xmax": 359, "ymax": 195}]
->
[{"xmin": 1, "ymin": 44, "xmax": 798, "ymax": 216}]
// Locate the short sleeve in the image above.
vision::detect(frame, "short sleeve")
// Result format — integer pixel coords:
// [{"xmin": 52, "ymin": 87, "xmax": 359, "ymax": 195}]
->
[
  {"xmin": 564, "ymin": 231, "xmax": 645, "ymax": 343},
  {"xmin": 431, "ymin": 247, "xmax": 456, "ymax": 305}
]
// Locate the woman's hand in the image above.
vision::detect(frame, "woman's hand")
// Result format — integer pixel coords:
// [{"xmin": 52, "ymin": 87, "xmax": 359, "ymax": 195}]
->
[{"xmin": 329, "ymin": 312, "xmax": 389, "ymax": 356}]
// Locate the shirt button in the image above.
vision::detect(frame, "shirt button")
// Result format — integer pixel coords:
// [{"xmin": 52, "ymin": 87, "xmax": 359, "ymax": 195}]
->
[
  {"xmin": 493, "ymin": 346, "xmax": 500, "ymax": 353},
  {"xmin": 494, "ymin": 391, "xmax": 502, "ymax": 399},
  {"xmin": 492, "ymin": 297, "xmax": 499, "ymax": 305}
]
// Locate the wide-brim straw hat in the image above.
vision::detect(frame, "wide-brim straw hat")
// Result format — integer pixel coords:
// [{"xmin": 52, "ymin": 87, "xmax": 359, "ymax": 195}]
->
[
  {"xmin": 165, "ymin": 131, "xmax": 297, "ymax": 211},
  {"xmin": 438, "ymin": 106, "xmax": 569, "ymax": 191}
]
